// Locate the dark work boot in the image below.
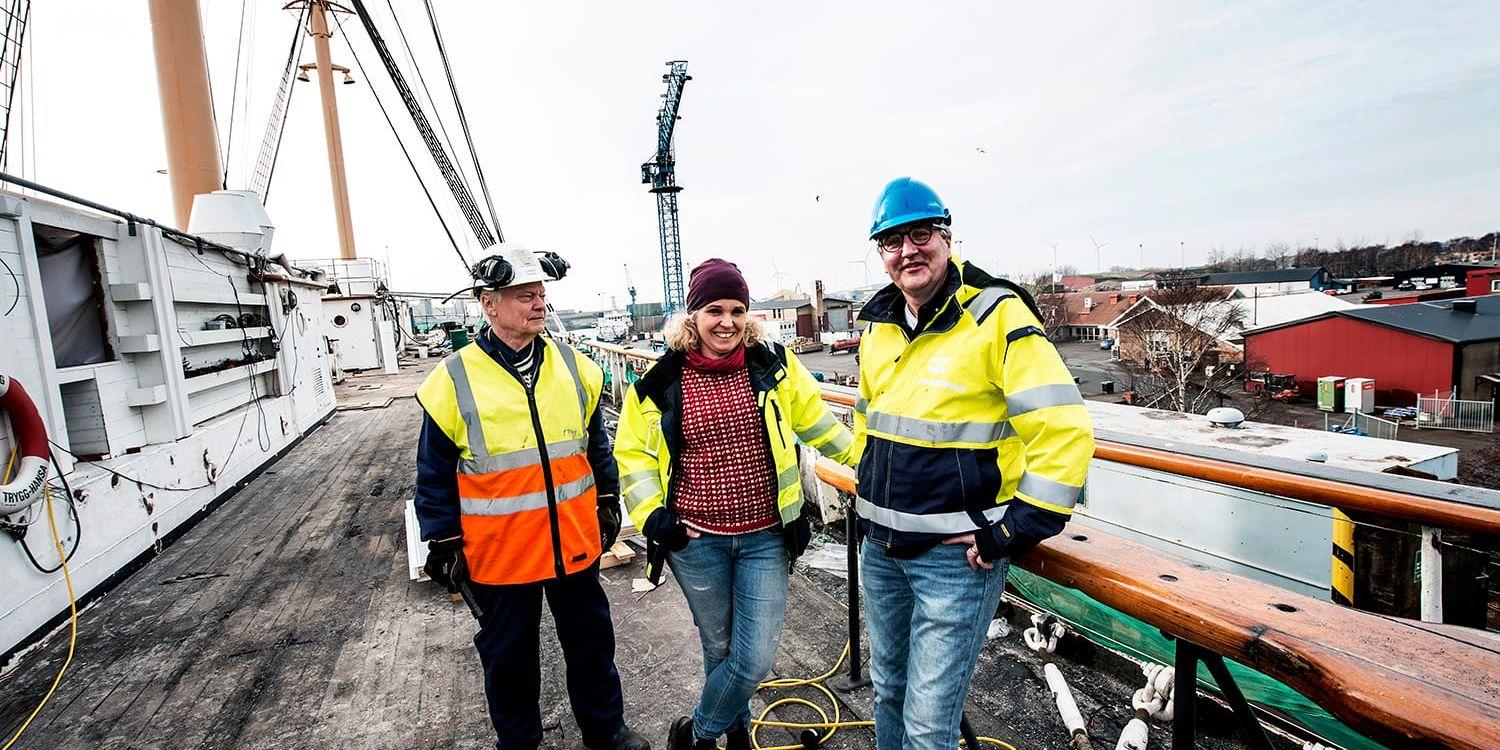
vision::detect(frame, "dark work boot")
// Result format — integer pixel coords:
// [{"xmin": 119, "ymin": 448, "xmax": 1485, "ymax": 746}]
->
[
  {"xmin": 666, "ymin": 717, "xmax": 694, "ymax": 750},
  {"xmin": 692, "ymin": 738, "xmax": 717, "ymax": 750},
  {"xmin": 724, "ymin": 722, "xmax": 751, "ymax": 750},
  {"xmin": 589, "ymin": 726, "xmax": 651, "ymax": 750}
]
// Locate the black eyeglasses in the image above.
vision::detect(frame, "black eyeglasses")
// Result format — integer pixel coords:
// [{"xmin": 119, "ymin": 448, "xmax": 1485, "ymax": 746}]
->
[{"xmin": 875, "ymin": 224, "xmax": 945, "ymax": 255}]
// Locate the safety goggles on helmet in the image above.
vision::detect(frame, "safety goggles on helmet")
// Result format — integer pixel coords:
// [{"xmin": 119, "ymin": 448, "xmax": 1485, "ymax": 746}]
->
[{"xmin": 874, "ymin": 222, "xmax": 948, "ymax": 255}]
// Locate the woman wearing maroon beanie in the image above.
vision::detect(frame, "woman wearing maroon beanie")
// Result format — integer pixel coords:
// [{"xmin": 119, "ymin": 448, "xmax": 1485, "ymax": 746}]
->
[{"xmin": 614, "ymin": 259, "xmax": 859, "ymax": 750}]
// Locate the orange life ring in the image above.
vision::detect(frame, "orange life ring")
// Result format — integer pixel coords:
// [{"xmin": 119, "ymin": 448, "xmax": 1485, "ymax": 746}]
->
[{"xmin": 1, "ymin": 373, "xmax": 50, "ymax": 513}]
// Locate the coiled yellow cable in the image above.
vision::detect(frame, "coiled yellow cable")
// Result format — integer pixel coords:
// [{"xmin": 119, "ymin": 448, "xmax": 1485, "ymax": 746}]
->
[
  {"xmin": 751, "ymin": 640, "xmax": 1017, "ymax": 750},
  {"xmin": 2, "ymin": 451, "xmax": 78, "ymax": 750}
]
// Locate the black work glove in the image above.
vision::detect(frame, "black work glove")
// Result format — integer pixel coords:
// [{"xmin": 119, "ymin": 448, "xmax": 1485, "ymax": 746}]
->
[
  {"xmin": 642, "ymin": 508, "xmax": 690, "ymax": 552},
  {"xmin": 598, "ymin": 495, "xmax": 622, "ymax": 551},
  {"xmin": 424, "ymin": 537, "xmax": 469, "ymax": 592},
  {"xmin": 783, "ymin": 510, "xmax": 812, "ymax": 560},
  {"xmin": 975, "ymin": 502, "xmax": 1068, "ymax": 563}
]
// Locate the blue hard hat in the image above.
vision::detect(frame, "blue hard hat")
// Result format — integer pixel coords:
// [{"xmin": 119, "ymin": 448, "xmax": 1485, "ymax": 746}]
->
[{"xmin": 869, "ymin": 177, "xmax": 950, "ymax": 239}]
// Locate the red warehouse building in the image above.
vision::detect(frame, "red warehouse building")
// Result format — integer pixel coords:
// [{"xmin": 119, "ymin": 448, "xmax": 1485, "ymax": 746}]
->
[
  {"xmin": 1468, "ymin": 267, "xmax": 1500, "ymax": 297},
  {"xmin": 1242, "ymin": 296, "xmax": 1500, "ymax": 406}
]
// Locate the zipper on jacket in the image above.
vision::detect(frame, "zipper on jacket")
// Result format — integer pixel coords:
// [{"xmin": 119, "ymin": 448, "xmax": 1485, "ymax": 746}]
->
[
  {"xmin": 524, "ymin": 382, "xmax": 567, "ymax": 579},
  {"xmin": 769, "ymin": 399, "xmax": 787, "ymax": 449}
]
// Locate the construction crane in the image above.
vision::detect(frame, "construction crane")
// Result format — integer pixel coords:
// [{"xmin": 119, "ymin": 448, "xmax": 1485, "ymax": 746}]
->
[
  {"xmin": 623, "ymin": 263, "xmax": 637, "ymax": 311},
  {"xmin": 641, "ymin": 60, "xmax": 691, "ymax": 313}
]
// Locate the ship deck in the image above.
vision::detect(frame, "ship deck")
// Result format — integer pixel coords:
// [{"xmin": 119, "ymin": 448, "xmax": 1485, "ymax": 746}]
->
[{"xmin": 0, "ymin": 361, "xmax": 1287, "ymax": 750}]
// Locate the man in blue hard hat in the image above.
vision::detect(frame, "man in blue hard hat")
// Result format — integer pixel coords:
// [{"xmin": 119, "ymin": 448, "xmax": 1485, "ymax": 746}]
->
[{"xmin": 850, "ymin": 177, "xmax": 1095, "ymax": 750}]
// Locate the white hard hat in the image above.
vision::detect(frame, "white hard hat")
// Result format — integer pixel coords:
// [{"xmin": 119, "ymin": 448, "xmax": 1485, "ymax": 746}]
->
[{"xmin": 462, "ymin": 243, "xmax": 570, "ymax": 297}]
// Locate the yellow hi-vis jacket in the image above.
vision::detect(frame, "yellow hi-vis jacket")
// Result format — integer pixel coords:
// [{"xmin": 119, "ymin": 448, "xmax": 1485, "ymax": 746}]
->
[
  {"xmin": 853, "ymin": 259, "xmax": 1094, "ymax": 552},
  {"xmin": 614, "ymin": 342, "xmax": 858, "ymax": 554},
  {"xmin": 416, "ymin": 337, "xmax": 605, "ymax": 585}
]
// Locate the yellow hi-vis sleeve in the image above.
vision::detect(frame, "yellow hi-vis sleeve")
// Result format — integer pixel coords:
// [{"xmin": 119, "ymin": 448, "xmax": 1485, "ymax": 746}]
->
[
  {"xmin": 994, "ymin": 298, "xmax": 1095, "ymax": 515},
  {"xmin": 782, "ymin": 350, "xmax": 859, "ymax": 468},
  {"xmin": 612, "ymin": 385, "xmax": 667, "ymax": 532}
]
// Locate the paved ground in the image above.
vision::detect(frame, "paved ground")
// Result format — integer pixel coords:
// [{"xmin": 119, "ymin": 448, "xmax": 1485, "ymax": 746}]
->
[{"xmin": 0, "ymin": 356, "xmax": 1307, "ymax": 750}]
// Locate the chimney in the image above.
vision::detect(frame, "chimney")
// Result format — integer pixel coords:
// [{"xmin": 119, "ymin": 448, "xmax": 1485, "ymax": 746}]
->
[
  {"xmin": 1451, "ymin": 299, "xmax": 1477, "ymax": 314},
  {"xmin": 813, "ymin": 279, "xmax": 826, "ymax": 333}
]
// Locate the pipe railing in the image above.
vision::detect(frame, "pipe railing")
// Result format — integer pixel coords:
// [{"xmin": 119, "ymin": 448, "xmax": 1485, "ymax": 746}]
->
[
  {"xmin": 576, "ymin": 339, "xmax": 1500, "ymax": 537},
  {"xmin": 809, "ymin": 458, "xmax": 1500, "ymax": 750}
]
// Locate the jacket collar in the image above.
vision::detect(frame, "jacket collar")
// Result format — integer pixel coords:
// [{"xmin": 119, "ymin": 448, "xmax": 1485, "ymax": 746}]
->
[
  {"xmin": 635, "ymin": 342, "xmax": 787, "ymax": 405},
  {"xmin": 858, "ymin": 260, "xmax": 966, "ymax": 335}
]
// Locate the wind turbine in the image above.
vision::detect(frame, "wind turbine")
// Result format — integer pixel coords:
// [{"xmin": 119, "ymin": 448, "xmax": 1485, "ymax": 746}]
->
[
  {"xmin": 769, "ymin": 260, "xmax": 790, "ymax": 295},
  {"xmin": 1090, "ymin": 236, "xmax": 1109, "ymax": 275}
]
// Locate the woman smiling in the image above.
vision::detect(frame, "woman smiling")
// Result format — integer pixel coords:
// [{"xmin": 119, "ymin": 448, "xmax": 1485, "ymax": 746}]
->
[{"xmin": 614, "ymin": 259, "xmax": 858, "ymax": 750}]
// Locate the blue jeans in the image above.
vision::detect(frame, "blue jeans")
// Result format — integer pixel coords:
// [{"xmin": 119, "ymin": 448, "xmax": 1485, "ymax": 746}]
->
[
  {"xmin": 668, "ymin": 530, "xmax": 789, "ymax": 740},
  {"xmin": 860, "ymin": 539, "xmax": 1009, "ymax": 750}
]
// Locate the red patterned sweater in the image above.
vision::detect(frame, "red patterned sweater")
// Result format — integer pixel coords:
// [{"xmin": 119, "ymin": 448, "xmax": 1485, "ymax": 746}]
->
[{"xmin": 673, "ymin": 364, "xmax": 779, "ymax": 534}]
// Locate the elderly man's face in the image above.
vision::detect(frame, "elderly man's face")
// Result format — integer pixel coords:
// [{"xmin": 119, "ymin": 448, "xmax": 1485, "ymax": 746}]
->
[
  {"xmin": 878, "ymin": 222, "xmax": 951, "ymax": 304},
  {"xmin": 481, "ymin": 282, "xmax": 548, "ymax": 342}
]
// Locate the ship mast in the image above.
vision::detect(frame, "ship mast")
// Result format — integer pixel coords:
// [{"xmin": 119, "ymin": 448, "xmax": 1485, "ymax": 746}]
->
[
  {"xmin": 295, "ymin": 0, "xmax": 359, "ymax": 260},
  {"xmin": 147, "ymin": 0, "xmax": 224, "ymax": 229}
]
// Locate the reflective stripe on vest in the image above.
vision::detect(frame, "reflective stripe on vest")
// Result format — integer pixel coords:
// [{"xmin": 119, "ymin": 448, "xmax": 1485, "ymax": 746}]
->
[
  {"xmin": 432, "ymin": 340, "xmax": 602, "ymax": 585},
  {"xmin": 1016, "ymin": 471, "xmax": 1082, "ymax": 509},
  {"xmin": 459, "ymin": 438, "xmax": 588, "ymax": 475},
  {"xmin": 1006, "ymin": 383, "xmax": 1084, "ymax": 417},
  {"xmin": 446, "ymin": 355, "xmax": 489, "ymax": 457},
  {"xmin": 461, "ymin": 473, "xmax": 597, "ymax": 515},
  {"xmin": 553, "ymin": 344, "xmax": 589, "ymax": 430},
  {"xmin": 865, "ymin": 410, "xmax": 1015, "ymax": 444},
  {"xmin": 856, "ymin": 497, "xmax": 1008, "ymax": 534}
]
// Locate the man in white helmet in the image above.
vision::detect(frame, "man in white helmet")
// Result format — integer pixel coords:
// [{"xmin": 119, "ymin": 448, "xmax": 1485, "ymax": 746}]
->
[{"xmin": 414, "ymin": 244, "xmax": 648, "ymax": 750}]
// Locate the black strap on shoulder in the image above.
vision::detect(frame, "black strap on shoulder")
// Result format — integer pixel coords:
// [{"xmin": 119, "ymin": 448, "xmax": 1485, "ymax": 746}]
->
[{"xmin": 1006, "ymin": 325, "xmax": 1045, "ymax": 343}]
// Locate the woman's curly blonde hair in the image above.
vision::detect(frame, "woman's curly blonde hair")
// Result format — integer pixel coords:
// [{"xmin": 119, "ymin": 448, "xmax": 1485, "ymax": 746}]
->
[{"xmin": 661, "ymin": 310, "xmax": 769, "ymax": 352}]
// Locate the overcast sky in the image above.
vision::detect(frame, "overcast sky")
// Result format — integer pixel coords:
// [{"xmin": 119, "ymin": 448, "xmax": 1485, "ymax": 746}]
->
[{"xmin": 17, "ymin": 1, "xmax": 1500, "ymax": 311}]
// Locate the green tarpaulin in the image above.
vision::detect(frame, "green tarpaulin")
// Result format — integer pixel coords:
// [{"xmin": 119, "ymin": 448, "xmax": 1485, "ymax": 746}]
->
[{"xmin": 1007, "ymin": 568, "xmax": 1386, "ymax": 750}]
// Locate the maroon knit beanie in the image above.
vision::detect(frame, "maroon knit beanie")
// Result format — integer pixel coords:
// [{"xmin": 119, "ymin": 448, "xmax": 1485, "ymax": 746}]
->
[{"xmin": 686, "ymin": 258, "xmax": 750, "ymax": 311}]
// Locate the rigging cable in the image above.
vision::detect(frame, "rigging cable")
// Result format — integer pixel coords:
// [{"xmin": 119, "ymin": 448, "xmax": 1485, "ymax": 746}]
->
[
  {"xmin": 422, "ymin": 0, "xmax": 503, "ymax": 241},
  {"xmin": 257, "ymin": 2, "xmax": 310, "ymax": 202},
  {"xmin": 347, "ymin": 0, "xmax": 495, "ymax": 248},
  {"xmin": 330, "ymin": 10, "xmax": 469, "ymax": 272},
  {"xmin": 381, "ymin": 0, "xmax": 473, "ymax": 204},
  {"xmin": 221, "ymin": 0, "xmax": 249, "ymax": 188}
]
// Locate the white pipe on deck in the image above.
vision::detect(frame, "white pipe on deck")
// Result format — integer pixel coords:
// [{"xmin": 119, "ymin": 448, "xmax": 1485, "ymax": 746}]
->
[{"xmin": 1420, "ymin": 525, "xmax": 1444, "ymax": 623}]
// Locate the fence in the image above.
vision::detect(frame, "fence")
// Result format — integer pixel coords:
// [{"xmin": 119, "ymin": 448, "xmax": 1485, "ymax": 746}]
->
[
  {"xmin": 1328, "ymin": 411, "xmax": 1402, "ymax": 440},
  {"xmin": 1416, "ymin": 391, "xmax": 1495, "ymax": 433},
  {"xmin": 1354, "ymin": 411, "xmax": 1401, "ymax": 440}
]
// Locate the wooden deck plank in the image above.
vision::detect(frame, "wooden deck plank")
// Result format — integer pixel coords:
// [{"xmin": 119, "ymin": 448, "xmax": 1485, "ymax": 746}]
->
[{"xmin": 2, "ymin": 390, "xmax": 1304, "ymax": 750}]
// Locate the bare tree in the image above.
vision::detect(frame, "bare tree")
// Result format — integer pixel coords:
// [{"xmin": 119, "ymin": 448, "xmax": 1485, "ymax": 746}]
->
[
  {"xmin": 1018, "ymin": 272, "xmax": 1072, "ymax": 339},
  {"xmin": 1113, "ymin": 285, "xmax": 1246, "ymax": 413}
]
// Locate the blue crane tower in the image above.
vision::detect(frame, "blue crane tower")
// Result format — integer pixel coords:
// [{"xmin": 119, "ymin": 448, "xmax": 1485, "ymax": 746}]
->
[{"xmin": 641, "ymin": 60, "xmax": 691, "ymax": 313}]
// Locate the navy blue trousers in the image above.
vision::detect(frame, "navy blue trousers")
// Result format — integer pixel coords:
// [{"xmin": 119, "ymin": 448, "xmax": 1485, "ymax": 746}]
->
[{"xmin": 470, "ymin": 564, "xmax": 626, "ymax": 750}]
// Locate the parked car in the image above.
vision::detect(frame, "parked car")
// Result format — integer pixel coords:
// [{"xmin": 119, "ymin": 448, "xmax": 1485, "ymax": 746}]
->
[
  {"xmin": 831, "ymin": 336, "xmax": 861, "ymax": 354},
  {"xmin": 1099, "ymin": 338, "xmax": 1115, "ymax": 350}
]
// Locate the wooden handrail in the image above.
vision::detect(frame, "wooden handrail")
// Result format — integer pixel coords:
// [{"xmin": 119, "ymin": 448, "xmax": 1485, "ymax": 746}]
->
[
  {"xmin": 811, "ymin": 459, "xmax": 1500, "ymax": 750},
  {"xmin": 1093, "ymin": 441, "xmax": 1500, "ymax": 536}
]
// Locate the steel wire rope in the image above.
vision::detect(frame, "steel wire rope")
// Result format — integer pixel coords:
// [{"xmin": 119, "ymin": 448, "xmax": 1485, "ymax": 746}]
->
[
  {"xmin": 380, "ymin": 0, "xmax": 474, "ymax": 207},
  {"xmin": 221, "ymin": 0, "xmax": 249, "ymax": 187},
  {"xmin": 330, "ymin": 9, "xmax": 469, "ymax": 273},
  {"xmin": 346, "ymin": 0, "xmax": 493, "ymax": 247},
  {"xmin": 0, "ymin": 252, "xmax": 17, "ymax": 315},
  {"xmin": 260, "ymin": 2, "xmax": 310, "ymax": 203},
  {"xmin": 421, "ymin": 0, "xmax": 502, "ymax": 240}
]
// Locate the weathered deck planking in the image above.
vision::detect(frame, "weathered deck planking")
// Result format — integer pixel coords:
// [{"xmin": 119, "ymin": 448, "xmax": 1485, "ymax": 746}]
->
[{"xmin": 1, "ymin": 391, "xmax": 1284, "ymax": 750}]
